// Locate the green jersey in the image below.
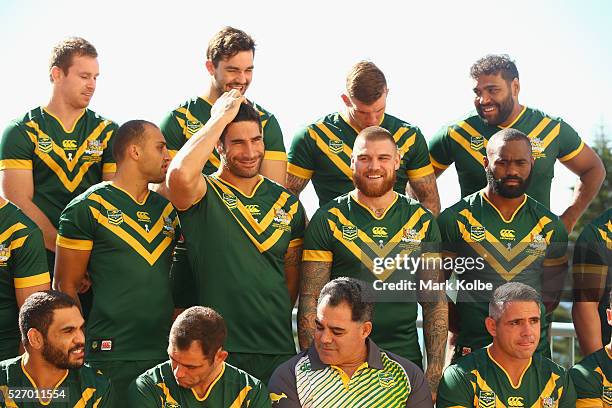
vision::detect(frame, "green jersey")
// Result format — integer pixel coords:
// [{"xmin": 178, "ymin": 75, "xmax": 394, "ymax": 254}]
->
[
  {"xmin": 437, "ymin": 191, "xmax": 568, "ymax": 357},
  {"xmin": 303, "ymin": 192, "xmax": 441, "ymax": 364},
  {"xmin": 437, "ymin": 347, "xmax": 576, "ymax": 408},
  {"xmin": 288, "ymin": 112, "xmax": 434, "ymax": 205},
  {"xmin": 128, "ymin": 361, "xmax": 270, "ymax": 407},
  {"xmin": 428, "ymin": 107, "xmax": 583, "ymax": 208},
  {"xmin": 0, "ymin": 202, "xmax": 49, "ymax": 361},
  {"xmin": 570, "ymin": 347, "xmax": 612, "ymax": 407},
  {"xmin": 572, "ymin": 208, "xmax": 612, "ymax": 347},
  {"xmin": 160, "ymin": 96, "xmax": 286, "ymax": 172},
  {"xmin": 0, "ymin": 356, "xmax": 115, "ymax": 407},
  {"xmin": 0, "ymin": 108, "xmax": 118, "ymax": 228},
  {"xmin": 175, "ymin": 175, "xmax": 305, "ymax": 355},
  {"xmin": 57, "ymin": 182, "xmax": 180, "ymax": 362}
]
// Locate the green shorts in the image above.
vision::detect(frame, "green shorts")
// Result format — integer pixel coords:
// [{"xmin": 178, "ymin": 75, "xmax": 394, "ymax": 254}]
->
[
  {"xmin": 227, "ymin": 353, "xmax": 294, "ymax": 384},
  {"xmin": 89, "ymin": 359, "xmax": 164, "ymax": 401}
]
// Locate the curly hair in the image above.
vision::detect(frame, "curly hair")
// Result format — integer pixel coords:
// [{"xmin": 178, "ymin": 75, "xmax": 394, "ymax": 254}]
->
[
  {"xmin": 207, "ymin": 27, "xmax": 256, "ymax": 67},
  {"xmin": 470, "ymin": 54, "xmax": 519, "ymax": 82}
]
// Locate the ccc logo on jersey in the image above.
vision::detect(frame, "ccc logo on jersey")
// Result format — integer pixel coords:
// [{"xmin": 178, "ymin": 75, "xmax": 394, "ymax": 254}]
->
[
  {"xmin": 328, "ymin": 140, "xmax": 344, "ymax": 154},
  {"xmin": 62, "ymin": 140, "xmax": 78, "ymax": 150},
  {"xmin": 500, "ymin": 229, "xmax": 515, "ymax": 240},
  {"xmin": 507, "ymin": 397, "xmax": 524, "ymax": 407},
  {"xmin": 372, "ymin": 227, "xmax": 388, "ymax": 238},
  {"xmin": 245, "ymin": 205, "xmax": 261, "ymax": 216},
  {"xmin": 136, "ymin": 211, "xmax": 151, "ymax": 222}
]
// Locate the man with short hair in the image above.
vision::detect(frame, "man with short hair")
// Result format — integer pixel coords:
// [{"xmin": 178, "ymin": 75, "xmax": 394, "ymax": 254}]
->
[
  {"xmin": 0, "ymin": 196, "xmax": 50, "ymax": 361},
  {"xmin": 287, "ymin": 60, "xmax": 440, "ymax": 214},
  {"xmin": 570, "ymin": 290, "xmax": 612, "ymax": 407},
  {"xmin": 167, "ymin": 90, "xmax": 305, "ymax": 383},
  {"xmin": 160, "ymin": 26, "xmax": 286, "ymax": 184},
  {"xmin": 53, "ymin": 120, "xmax": 180, "ymax": 400},
  {"xmin": 270, "ymin": 277, "xmax": 433, "ymax": 407},
  {"xmin": 437, "ymin": 282, "xmax": 576, "ymax": 407},
  {"xmin": 429, "ymin": 54, "xmax": 604, "ymax": 232},
  {"xmin": 437, "ymin": 128, "xmax": 569, "ymax": 361},
  {"xmin": 128, "ymin": 306, "xmax": 270, "ymax": 407},
  {"xmin": 0, "ymin": 37, "xmax": 118, "ymax": 271},
  {"xmin": 0, "ymin": 290, "xmax": 115, "ymax": 406},
  {"xmin": 297, "ymin": 126, "xmax": 447, "ymax": 396},
  {"xmin": 572, "ymin": 207, "xmax": 612, "ymax": 355}
]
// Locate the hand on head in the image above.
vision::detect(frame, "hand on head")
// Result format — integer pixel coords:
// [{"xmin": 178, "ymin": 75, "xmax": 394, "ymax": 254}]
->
[{"xmin": 210, "ymin": 89, "xmax": 246, "ymax": 125}]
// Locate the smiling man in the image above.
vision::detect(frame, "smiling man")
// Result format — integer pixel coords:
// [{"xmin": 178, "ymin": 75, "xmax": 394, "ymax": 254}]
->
[
  {"xmin": 0, "ymin": 290, "xmax": 115, "ymax": 407},
  {"xmin": 437, "ymin": 282, "xmax": 575, "ymax": 408}
]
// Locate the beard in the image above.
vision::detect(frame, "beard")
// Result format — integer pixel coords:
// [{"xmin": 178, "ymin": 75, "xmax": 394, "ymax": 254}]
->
[
  {"xmin": 42, "ymin": 341, "xmax": 84, "ymax": 370},
  {"xmin": 353, "ymin": 169, "xmax": 397, "ymax": 198},
  {"xmin": 477, "ymin": 95, "xmax": 515, "ymax": 126},
  {"xmin": 485, "ymin": 166, "xmax": 532, "ymax": 198},
  {"xmin": 222, "ymin": 153, "xmax": 263, "ymax": 179}
]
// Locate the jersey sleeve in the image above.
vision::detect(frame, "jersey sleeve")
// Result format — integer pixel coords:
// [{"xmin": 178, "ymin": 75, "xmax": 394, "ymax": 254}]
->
[
  {"xmin": 160, "ymin": 109, "xmax": 186, "ymax": 158},
  {"xmin": 289, "ymin": 201, "xmax": 306, "ymax": 248},
  {"xmin": 570, "ymin": 362, "xmax": 604, "ymax": 407},
  {"xmin": 170, "ymin": 241, "xmax": 197, "ymax": 309},
  {"xmin": 97, "ymin": 377, "xmax": 118, "ymax": 408},
  {"xmin": 101, "ymin": 122, "xmax": 119, "ymax": 174},
  {"xmin": 268, "ymin": 360, "xmax": 300, "ymax": 407},
  {"xmin": 246, "ymin": 380, "xmax": 273, "ymax": 408},
  {"xmin": 11, "ymin": 226, "xmax": 50, "ymax": 289},
  {"xmin": 542, "ymin": 217, "xmax": 569, "ymax": 267},
  {"xmin": 435, "ymin": 365, "xmax": 474, "ymax": 408},
  {"xmin": 559, "ymin": 369, "xmax": 578, "ymax": 408},
  {"xmin": 262, "ymin": 115, "xmax": 287, "ymax": 161},
  {"xmin": 400, "ymin": 127, "xmax": 434, "ymax": 180},
  {"xmin": 287, "ymin": 127, "xmax": 315, "ymax": 180},
  {"xmin": 427, "ymin": 125, "xmax": 454, "ymax": 171},
  {"xmin": 557, "ymin": 119, "xmax": 584, "ymax": 162},
  {"xmin": 302, "ymin": 208, "xmax": 334, "ymax": 263},
  {"xmin": 127, "ymin": 375, "xmax": 163, "ymax": 408},
  {"xmin": 437, "ymin": 207, "xmax": 461, "ymax": 257},
  {"xmin": 392, "ymin": 356, "xmax": 433, "ymax": 407},
  {"xmin": 56, "ymin": 197, "xmax": 96, "ymax": 251},
  {"xmin": 0, "ymin": 120, "xmax": 34, "ymax": 170}
]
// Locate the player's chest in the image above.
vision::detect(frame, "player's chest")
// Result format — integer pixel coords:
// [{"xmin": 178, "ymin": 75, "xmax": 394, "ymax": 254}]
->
[{"xmin": 473, "ymin": 385, "xmax": 561, "ymax": 408}]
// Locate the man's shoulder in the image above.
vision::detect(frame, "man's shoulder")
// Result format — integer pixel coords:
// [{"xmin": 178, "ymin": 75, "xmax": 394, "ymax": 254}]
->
[
  {"xmin": 571, "ymin": 348, "xmax": 605, "ymax": 375},
  {"xmin": 271, "ymin": 350, "xmax": 310, "ymax": 379},
  {"xmin": 82, "ymin": 108, "xmax": 117, "ymax": 127},
  {"xmin": 135, "ymin": 359, "xmax": 172, "ymax": 384},
  {"xmin": 0, "ymin": 356, "xmax": 22, "ymax": 382},
  {"xmin": 0, "ymin": 201, "xmax": 39, "ymax": 231},
  {"xmin": 73, "ymin": 363, "xmax": 113, "ymax": 389},
  {"xmin": 67, "ymin": 182, "xmax": 113, "ymax": 207},
  {"xmin": 381, "ymin": 113, "xmax": 423, "ymax": 134},
  {"xmin": 249, "ymin": 100, "xmax": 276, "ymax": 119},
  {"xmin": 444, "ymin": 110, "xmax": 483, "ymax": 131},
  {"xmin": 222, "ymin": 362, "xmax": 265, "ymax": 387},
  {"xmin": 380, "ymin": 349, "xmax": 423, "ymax": 376},
  {"xmin": 3, "ymin": 107, "xmax": 45, "ymax": 132},
  {"xmin": 524, "ymin": 195, "xmax": 564, "ymax": 223},
  {"xmin": 440, "ymin": 192, "xmax": 478, "ymax": 217},
  {"xmin": 532, "ymin": 351, "xmax": 568, "ymax": 376}
]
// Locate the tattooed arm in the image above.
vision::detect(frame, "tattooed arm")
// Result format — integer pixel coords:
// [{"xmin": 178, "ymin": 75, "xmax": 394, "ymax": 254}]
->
[
  {"xmin": 406, "ymin": 174, "xmax": 441, "ymax": 216},
  {"xmin": 286, "ymin": 174, "xmax": 310, "ymax": 197},
  {"xmin": 297, "ymin": 260, "xmax": 332, "ymax": 350},
  {"xmin": 284, "ymin": 244, "xmax": 303, "ymax": 306}
]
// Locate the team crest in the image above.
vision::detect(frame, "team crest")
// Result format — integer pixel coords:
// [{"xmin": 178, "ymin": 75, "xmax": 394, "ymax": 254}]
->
[
  {"xmin": 342, "ymin": 225, "xmax": 358, "ymax": 241},
  {"xmin": 477, "ymin": 390, "xmax": 495, "ymax": 408},
  {"xmin": 0, "ymin": 244, "xmax": 9, "ymax": 265},
  {"xmin": 603, "ymin": 386, "xmax": 612, "ymax": 404},
  {"xmin": 164, "ymin": 402, "xmax": 180, "ymax": 408},
  {"xmin": 186, "ymin": 119, "xmax": 203, "ymax": 134},
  {"xmin": 529, "ymin": 233, "xmax": 547, "ymax": 250},
  {"xmin": 272, "ymin": 208, "xmax": 291, "ymax": 232},
  {"xmin": 107, "ymin": 209, "xmax": 124, "ymax": 226},
  {"xmin": 37, "ymin": 135, "xmax": 53, "ymax": 153},
  {"xmin": 270, "ymin": 393, "xmax": 287, "ymax": 404},
  {"xmin": 531, "ymin": 137, "xmax": 546, "ymax": 159},
  {"xmin": 401, "ymin": 228, "xmax": 420, "ymax": 243},
  {"xmin": 85, "ymin": 139, "xmax": 104, "ymax": 156},
  {"xmin": 222, "ymin": 193, "xmax": 237, "ymax": 209},
  {"xmin": 378, "ymin": 372, "xmax": 395, "ymax": 388},
  {"xmin": 470, "ymin": 135, "xmax": 485, "ymax": 150},
  {"xmin": 328, "ymin": 140, "xmax": 344, "ymax": 154},
  {"xmin": 162, "ymin": 217, "xmax": 175, "ymax": 238},
  {"xmin": 470, "ymin": 226, "xmax": 486, "ymax": 242},
  {"xmin": 298, "ymin": 361, "xmax": 311, "ymax": 372},
  {"xmin": 541, "ymin": 396, "xmax": 555, "ymax": 408}
]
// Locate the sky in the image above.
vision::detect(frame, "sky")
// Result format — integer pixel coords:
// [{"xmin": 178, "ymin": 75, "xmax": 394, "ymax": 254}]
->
[{"xmin": 1, "ymin": 0, "xmax": 610, "ymax": 217}]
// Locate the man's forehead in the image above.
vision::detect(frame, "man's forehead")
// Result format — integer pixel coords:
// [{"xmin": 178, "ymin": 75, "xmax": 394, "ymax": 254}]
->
[
  {"xmin": 51, "ymin": 306, "xmax": 83, "ymax": 328},
  {"xmin": 225, "ymin": 121, "xmax": 261, "ymax": 138},
  {"xmin": 501, "ymin": 301, "xmax": 540, "ymax": 318},
  {"xmin": 219, "ymin": 50, "xmax": 254, "ymax": 66},
  {"xmin": 353, "ymin": 138, "xmax": 396, "ymax": 154},
  {"xmin": 487, "ymin": 139, "xmax": 531, "ymax": 158}
]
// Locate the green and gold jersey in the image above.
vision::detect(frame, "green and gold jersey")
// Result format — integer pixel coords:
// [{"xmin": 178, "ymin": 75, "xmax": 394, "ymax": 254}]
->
[
  {"xmin": 570, "ymin": 347, "xmax": 612, "ymax": 407},
  {"xmin": 0, "ymin": 356, "xmax": 115, "ymax": 407},
  {"xmin": 288, "ymin": 112, "xmax": 434, "ymax": 205},
  {"xmin": 428, "ymin": 107, "xmax": 584, "ymax": 208},
  {"xmin": 174, "ymin": 175, "xmax": 305, "ymax": 355},
  {"xmin": 0, "ymin": 108, "xmax": 118, "ymax": 228},
  {"xmin": 57, "ymin": 182, "xmax": 180, "ymax": 362},
  {"xmin": 437, "ymin": 191, "xmax": 568, "ymax": 357},
  {"xmin": 128, "ymin": 361, "xmax": 270, "ymax": 407},
  {"xmin": 268, "ymin": 339, "xmax": 433, "ymax": 407},
  {"xmin": 160, "ymin": 96, "xmax": 286, "ymax": 172},
  {"xmin": 572, "ymin": 208, "xmax": 612, "ymax": 347},
  {"xmin": 303, "ymin": 192, "xmax": 440, "ymax": 364},
  {"xmin": 437, "ymin": 347, "xmax": 576, "ymax": 408},
  {"xmin": 0, "ymin": 202, "xmax": 49, "ymax": 361}
]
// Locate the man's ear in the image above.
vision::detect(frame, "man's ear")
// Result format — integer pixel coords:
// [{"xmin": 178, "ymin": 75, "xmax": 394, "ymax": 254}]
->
[
  {"xmin": 511, "ymin": 78, "xmax": 520, "ymax": 98},
  {"xmin": 50, "ymin": 66, "xmax": 63, "ymax": 83},
  {"xmin": 341, "ymin": 94, "xmax": 351, "ymax": 108},
  {"xmin": 214, "ymin": 348, "xmax": 228, "ymax": 365},
  {"xmin": 483, "ymin": 155, "xmax": 489, "ymax": 169},
  {"xmin": 27, "ymin": 328, "xmax": 44, "ymax": 350},
  {"xmin": 361, "ymin": 321, "xmax": 373, "ymax": 339},
  {"xmin": 485, "ymin": 317, "xmax": 497, "ymax": 337},
  {"xmin": 205, "ymin": 60, "xmax": 215, "ymax": 76}
]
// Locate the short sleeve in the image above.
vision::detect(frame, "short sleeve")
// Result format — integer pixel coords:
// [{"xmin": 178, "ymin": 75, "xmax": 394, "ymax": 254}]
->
[
  {"xmin": 400, "ymin": 127, "xmax": 434, "ymax": 179},
  {"xmin": 262, "ymin": 115, "xmax": 287, "ymax": 161},
  {"xmin": 160, "ymin": 110, "xmax": 186, "ymax": 158},
  {"xmin": 170, "ymin": 240, "xmax": 197, "ymax": 309},
  {"xmin": 11, "ymin": 227, "xmax": 50, "ymax": 288},
  {"xmin": 427, "ymin": 125, "xmax": 454, "ymax": 170},
  {"xmin": 0, "ymin": 120, "xmax": 34, "ymax": 170},
  {"xmin": 101, "ymin": 122, "xmax": 119, "ymax": 173},
  {"xmin": 570, "ymin": 363, "xmax": 603, "ymax": 406},
  {"xmin": 127, "ymin": 375, "xmax": 162, "ymax": 408},
  {"xmin": 289, "ymin": 201, "xmax": 306, "ymax": 247},
  {"xmin": 302, "ymin": 208, "xmax": 334, "ymax": 263},
  {"xmin": 435, "ymin": 365, "xmax": 473, "ymax": 408},
  {"xmin": 287, "ymin": 127, "xmax": 315, "ymax": 180},
  {"xmin": 97, "ymin": 378, "xmax": 118, "ymax": 408},
  {"xmin": 56, "ymin": 197, "xmax": 96, "ymax": 250},
  {"xmin": 268, "ymin": 360, "xmax": 300, "ymax": 407},
  {"xmin": 437, "ymin": 208, "xmax": 460, "ymax": 256},
  {"xmin": 559, "ymin": 369, "xmax": 577, "ymax": 408},
  {"xmin": 543, "ymin": 218, "xmax": 569, "ymax": 267},
  {"xmin": 557, "ymin": 119, "xmax": 584, "ymax": 162},
  {"xmin": 394, "ymin": 357, "xmax": 433, "ymax": 407},
  {"xmin": 572, "ymin": 224, "xmax": 608, "ymax": 302}
]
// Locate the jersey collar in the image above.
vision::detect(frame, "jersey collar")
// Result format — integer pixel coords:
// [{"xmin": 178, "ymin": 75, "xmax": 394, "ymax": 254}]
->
[
  {"xmin": 497, "ymin": 105, "xmax": 528, "ymax": 129},
  {"xmin": 191, "ymin": 362, "xmax": 226, "ymax": 401},
  {"xmin": 309, "ymin": 338, "xmax": 384, "ymax": 371},
  {"xmin": 350, "ymin": 191, "xmax": 398, "ymax": 220},
  {"xmin": 481, "ymin": 190, "xmax": 527, "ymax": 224}
]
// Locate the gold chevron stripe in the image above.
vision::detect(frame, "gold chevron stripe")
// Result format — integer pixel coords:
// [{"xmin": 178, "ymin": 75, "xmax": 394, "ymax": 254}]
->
[
  {"xmin": 0, "ymin": 222, "xmax": 27, "ymax": 243},
  {"xmin": 73, "ymin": 387, "xmax": 96, "ymax": 408},
  {"xmin": 471, "ymin": 369, "xmax": 507, "ymax": 407},
  {"xmin": 156, "ymin": 383, "xmax": 179, "ymax": 404},
  {"xmin": 309, "ymin": 126, "xmax": 353, "ymax": 179},
  {"xmin": 457, "ymin": 121, "xmax": 484, "ymax": 139},
  {"xmin": 229, "ymin": 385, "xmax": 253, "ymax": 408},
  {"xmin": 449, "ymin": 128, "xmax": 484, "ymax": 164},
  {"xmin": 539, "ymin": 123, "xmax": 561, "ymax": 150},
  {"xmin": 527, "ymin": 117, "xmax": 551, "ymax": 139},
  {"xmin": 530, "ymin": 373, "xmax": 560, "ymax": 408}
]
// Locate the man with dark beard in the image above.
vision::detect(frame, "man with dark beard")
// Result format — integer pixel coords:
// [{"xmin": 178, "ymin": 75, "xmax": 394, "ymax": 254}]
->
[
  {"xmin": 429, "ymin": 54, "xmax": 604, "ymax": 233},
  {"xmin": 166, "ymin": 91, "xmax": 305, "ymax": 383},
  {"xmin": 0, "ymin": 290, "xmax": 115, "ymax": 406},
  {"xmin": 438, "ymin": 128, "xmax": 569, "ymax": 362},
  {"xmin": 297, "ymin": 126, "xmax": 447, "ymax": 400}
]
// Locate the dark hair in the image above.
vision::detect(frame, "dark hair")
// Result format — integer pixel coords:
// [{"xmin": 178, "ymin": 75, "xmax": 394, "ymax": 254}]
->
[
  {"xmin": 207, "ymin": 27, "xmax": 256, "ymax": 67},
  {"xmin": 220, "ymin": 102, "xmax": 262, "ymax": 143},
  {"xmin": 487, "ymin": 128, "xmax": 532, "ymax": 153},
  {"xmin": 49, "ymin": 37, "xmax": 97, "ymax": 81},
  {"xmin": 489, "ymin": 282, "xmax": 541, "ymax": 321},
  {"xmin": 170, "ymin": 307, "xmax": 227, "ymax": 361},
  {"xmin": 355, "ymin": 125, "xmax": 396, "ymax": 147},
  {"xmin": 470, "ymin": 54, "xmax": 519, "ymax": 82},
  {"xmin": 346, "ymin": 61, "xmax": 387, "ymax": 104},
  {"xmin": 19, "ymin": 291, "xmax": 79, "ymax": 346},
  {"xmin": 112, "ymin": 120, "xmax": 157, "ymax": 163},
  {"xmin": 318, "ymin": 277, "xmax": 373, "ymax": 322}
]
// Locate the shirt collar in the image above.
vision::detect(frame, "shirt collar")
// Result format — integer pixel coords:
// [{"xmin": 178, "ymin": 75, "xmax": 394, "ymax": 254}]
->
[{"xmin": 308, "ymin": 338, "xmax": 384, "ymax": 371}]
